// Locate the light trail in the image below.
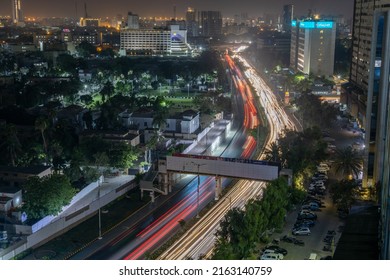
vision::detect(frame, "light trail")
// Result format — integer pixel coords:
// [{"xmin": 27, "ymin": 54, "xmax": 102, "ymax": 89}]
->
[{"xmin": 157, "ymin": 52, "xmax": 297, "ymax": 260}]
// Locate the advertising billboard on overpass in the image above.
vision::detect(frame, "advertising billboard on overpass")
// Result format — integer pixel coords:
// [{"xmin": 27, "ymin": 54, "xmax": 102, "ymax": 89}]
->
[{"xmin": 166, "ymin": 154, "xmax": 280, "ymax": 181}]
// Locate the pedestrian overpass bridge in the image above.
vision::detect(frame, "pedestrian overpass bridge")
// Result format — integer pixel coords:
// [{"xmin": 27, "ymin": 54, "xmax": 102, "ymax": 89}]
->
[{"xmin": 141, "ymin": 153, "xmax": 287, "ymax": 201}]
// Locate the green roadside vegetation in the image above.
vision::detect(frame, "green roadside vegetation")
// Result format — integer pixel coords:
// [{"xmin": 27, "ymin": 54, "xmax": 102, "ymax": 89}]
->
[
  {"xmin": 212, "ymin": 177, "xmax": 305, "ymax": 260},
  {"xmin": 18, "ymin": 189, "xmax": 149, "ymax": 260}
]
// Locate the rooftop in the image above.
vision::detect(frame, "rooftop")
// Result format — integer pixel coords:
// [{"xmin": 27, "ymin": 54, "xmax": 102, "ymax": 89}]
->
[
  {"xmin": 0, "ymin": 165, "xmax": 51, "ymax": 176},
  {"xmin": 0, "ymin": 185, "xmax": 21, "ymax": 194},
  {"xmin": 333, "ymin": 204, "xmax": 379, "ymax": 260}
]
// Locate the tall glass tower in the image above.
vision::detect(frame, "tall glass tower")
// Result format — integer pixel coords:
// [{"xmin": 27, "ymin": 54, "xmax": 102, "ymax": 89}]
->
[{"xmin": 11, "ymin": 0, "xmax": 23, "ymax": 24}]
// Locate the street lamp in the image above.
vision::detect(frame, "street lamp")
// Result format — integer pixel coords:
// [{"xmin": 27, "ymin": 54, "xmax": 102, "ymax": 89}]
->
[
  {"xmin": 97, "ymin": 184, "xmax": 102, "ymax": 240},
  {"xmin": 187, "ymin": 83, "xmax": 190, "ymax": 98},
  {"xmin": 184, "ymin": 161, "xmax": 206, "ymax": 218}
]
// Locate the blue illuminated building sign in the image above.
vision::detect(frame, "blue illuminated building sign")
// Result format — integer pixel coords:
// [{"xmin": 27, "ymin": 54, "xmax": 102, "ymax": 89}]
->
[
  {"xmin": 300, "ymin": 21, "xmax": 315, "ymax": 29},
  {"xmin": 316, "ymin": 22, "xmax": 333, "ymax": 28},
  {"xmin": 292, "ymin": 20, "xmax": 334, "ymax": 29}
]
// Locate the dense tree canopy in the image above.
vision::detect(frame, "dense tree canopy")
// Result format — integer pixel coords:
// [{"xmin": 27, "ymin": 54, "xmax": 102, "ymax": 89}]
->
[
  {"xmin": 212, "ymin": 177, "xmax": 303, "ymax": 260},
  {"xmin": 293, "ymin": 93, "xmax": 339, "ymax": 129},
  {"xmin": 22, "ymin": 174, "xmax": 77, "ymax": 220}
]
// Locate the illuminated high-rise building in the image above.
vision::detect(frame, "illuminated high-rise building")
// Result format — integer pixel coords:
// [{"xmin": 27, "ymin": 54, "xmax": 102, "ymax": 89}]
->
[
  {"xmin": 290, "ymin": 18, "xmax": 336, "ymax": 76},
  {"xmin": 344, "ymin": 0, "xmax": 390, "ymax": 259},
  {"xmin": 282, "ymin": 4, "xmax": 294, "ymax": 32},
  {"xmin": 198, "ymin": 11, "xmax": 222, "ymax": 37},
  {"xmin": 11, "ymin": 0, "xmax": 23, "ymax": 24},
  {"xmin": 127, "ymin": 12, "xmax": 139, "ymax": 29},
  {"xmin": 186, "ymin": 7, "xmax": 198, "ymax": 37}
]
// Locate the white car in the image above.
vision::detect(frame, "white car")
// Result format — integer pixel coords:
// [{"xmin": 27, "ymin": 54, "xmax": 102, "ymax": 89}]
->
[
  {"xmin": 317, "ymin": 162, "xmax": 330, "ymax": 170},
  {"xmin": 310, "ymin": 181, "xmax": 325, "ymax": 188},
  {"xmin": 313, "ymin": 174, "xmax": 328, "ymax": 180},
  {"xmin": 317, "ymin": 166, "xmax": 329, "ymax": 173},
  {"xmin": 292, "ymin": 227, "xmax": 311, "ymax": 236},
  {"xmin": 260, "ymin": 252, "xmax": 284, "ymax": 260}
]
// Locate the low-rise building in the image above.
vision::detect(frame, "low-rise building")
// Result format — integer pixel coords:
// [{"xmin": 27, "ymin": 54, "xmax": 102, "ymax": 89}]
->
[
  {"xmin": 79, "ymin": 129, "xmax": 140, "ymax": 147},
  {"xmin": 120, "ymin": 25, "xmax": 190, "ymax": 56},
  {"xmin": 0, "ymin": 186, "xmax": 22, "ymax": 212},
  {"xmin": 120, "ymin": 109, "xmax": 200, "ymax": 134},
  {"xmin": 0, "ymin": 165, "xmax": 52, "ymax": 188}
]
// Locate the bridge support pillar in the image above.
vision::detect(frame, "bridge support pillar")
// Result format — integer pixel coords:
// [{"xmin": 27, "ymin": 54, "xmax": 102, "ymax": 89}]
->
[
  {"xmin": 150, "ymin": 191, "xmax": 155, "ymax": 203},
  {"xmin": 161, "ymin": 173, "xmax": 169, "ymax": 194},
  {"xmin": 168, "ymin": 172, "xmax": 173, "ymax": 193},
  {"xmin": 215, "ymin": 176, "xmax": 222, "ymax": 200}
]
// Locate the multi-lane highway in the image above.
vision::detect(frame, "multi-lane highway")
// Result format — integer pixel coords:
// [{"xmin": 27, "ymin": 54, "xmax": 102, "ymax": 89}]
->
[
  {"xmin": 71, "ymin": 54, "xmax": 253, "ymax": 259},
  {"xmin": 157, "ymin": 53, "xmax": 297, "ymax": 260},
  {"xmin": 71, "ymin": 51, "xmax": 295, "ymax": 260}
]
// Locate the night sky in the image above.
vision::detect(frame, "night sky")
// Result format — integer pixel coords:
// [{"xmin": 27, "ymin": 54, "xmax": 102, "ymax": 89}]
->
[{"xmin": 0, "ymin": 0, "xmax": 354, "ymax": 19}]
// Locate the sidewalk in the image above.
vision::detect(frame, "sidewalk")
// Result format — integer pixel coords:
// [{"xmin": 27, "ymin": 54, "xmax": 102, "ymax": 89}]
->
[{"xmin": 52, "ymin": 175, "xmax": 134, "ymax": 223}]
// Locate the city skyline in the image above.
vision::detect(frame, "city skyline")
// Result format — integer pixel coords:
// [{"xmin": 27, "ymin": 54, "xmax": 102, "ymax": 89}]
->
[{"xmin": 0, "ymin": 0, "xmax": 354, "ymax": 19}]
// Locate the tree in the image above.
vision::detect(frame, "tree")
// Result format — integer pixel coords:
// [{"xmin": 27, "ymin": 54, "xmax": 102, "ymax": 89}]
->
[
  {"xmin": 100, "ymin": 81, "xmax": 114, "ymax": 102},
  {"xmin": 57, "ymin": 54, "xmax": 78, "ymax": 74},
  {"xmin": 212, "ymin": 177, "xmax": 291, "ymax": 260},
  {"xmin": 80, "ymin": 95, "xmax": 93, "ymax": 107},
  {"xmin": 35, "ymin": 116, "xmax": 48, "ymax": 155},
  {"xmin": 329, "ymin": 179, "xmax": 359, "ymax": 210},
  {"xmin": 22, "ymin": 174, "xmax": 77, "ymax": 220},
  {"xmin": 0, "ymin": 123, "xmax": 22, "ymax": 166},
  {"xmin": 264, "ymin": 142, "xmax": 281, "ymax": 162},
  {"xmin": 333, "ymin": 146, "xmax": 363, "ymax": 179},
  {"xmin": 76, "ymin": 41, "xmax": 97, "ymax": 58},
  {"xmin": 108, "ymin": 143, "xmax": 139, "ymax": 169}
]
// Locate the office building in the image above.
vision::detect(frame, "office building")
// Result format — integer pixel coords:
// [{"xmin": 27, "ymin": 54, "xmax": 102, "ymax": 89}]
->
[
  {"xmin": 282, "ymin": 4, "xmax": 294, "ymax": 33},
  {"xmin": 73, "ymin": 32, "xmax": 98, "ymax": 45},
  {"xmin": 11, "ymin": 0, "xmax": 23, "ymax": 24},
  {"xmin": 79, "ymin": 18, "xmax": 100, "ymax": 27},
  {"xmin": 127, "ymin": 12, "xmax": 139, "ymax": 29},
  {"xmin": 120, "ymin": 25, "xmax": 189, "ymax": 56},
  {"xmin": 186, "ymin": 7, "xmax": 198, "ymax": 37},
  {"xmin": 348, "ymin": 2, "xmax": 390, "ymax": 259},
  {"xmin": 198, "ymin": 11, "xmax": 222, "ymax": 37},
  {"xmin": 290, "ymin": 19, "xmax": 336, "ymax": 76}
]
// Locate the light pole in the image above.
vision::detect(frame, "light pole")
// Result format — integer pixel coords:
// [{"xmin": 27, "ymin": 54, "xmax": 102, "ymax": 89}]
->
[
  {"xmin": 185, "ymin": 161, "xmax": 206, "ymax": 218},
  {"xmin": 187, "ymin": 83, "xmax": 190, "ymax": 98},
  {"xmin": 97, "ymin": 184, "xmax": 102, "ymax": 240}
]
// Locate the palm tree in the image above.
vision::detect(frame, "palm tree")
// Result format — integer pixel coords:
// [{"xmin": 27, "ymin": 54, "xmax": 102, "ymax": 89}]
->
[
  {"xmin": 264, "ymin": 142, "xmax": 281, "ymax": 163},
  {"xmin": 333, "ymin": 146, "xmax": 363, "ymax": 179},
  {"xmin": 0, "ymin": 123, "xmax": 21, "ymax": 166},
  {"xmin": 35, "ymin": 116, "xmax": 48, "ymax": 154}
]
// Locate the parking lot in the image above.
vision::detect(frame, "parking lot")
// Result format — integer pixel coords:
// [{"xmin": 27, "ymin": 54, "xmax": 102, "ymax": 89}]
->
[{"xmin": 263, "ymin": 179, "xmax": 344, "ymax": 260}]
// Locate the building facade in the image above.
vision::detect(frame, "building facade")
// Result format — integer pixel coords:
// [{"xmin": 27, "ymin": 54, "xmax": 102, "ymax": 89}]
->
[
  {"xmin": 198, "ymin": 11, "xmax": 222, "ymax": 37},
  {"xmin": 346, "ymin": 1, "xmax": 390, "ymax": 130},
  {"xmin": 127, "ymin": 12, "xmax": 139, "ymax": 29},
  {"xmin": 290, "ymin": 19, "xmax": 336, "ymax": 76},
  {"xmin": 363, "ymin": 8, "xmax": 390, "ymax": 260},
  {"xmin": 11, "ymin": 0, "xmax": 22, "ymax": 24},
  {"xmin": 186, "ymin": 7, "xmax": 198, "ymax": 37},
  {"xmin": 120, "ymin": 25, "xmax": 189, "ymax": 56},
  {"xmin": 282, "ymin": 4, "xmax": 294, "ymax": 33}
]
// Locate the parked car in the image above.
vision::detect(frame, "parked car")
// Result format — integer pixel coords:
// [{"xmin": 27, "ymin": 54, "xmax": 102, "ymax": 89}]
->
[
  {"xmin": 294, "ymin": 219, "xmax": 316, "ymax": 228},
  {"xmin": 311, "ymin": 178, "xmax": 326, "ymax": 183},
  {"xmin": 309, "ymin": 181, "xmax": 325, "ymax": 188},
  {"xmin": 260, "ymin": 252, "xmax": 284, "ymax": 260},
  {"xmin": 304, "ymin": 199, "xmax": 323, "ymax": 207},
  {"xmin": 302, "ymin": 202, "xmax": 320, "ymax": 211},
  {"xmin": 313, "ymin": 173, "xmax": 328, "ymax": 180},
  {"xmin": 317, "ymin": 166, "xmax": 329, "ymax": 173},
  {"xmin": 292, "ymin": 227, "xmax": 311, "ymax": 236},
  {"xmin": 298, "ymin": 212, "xmax": 317, "ymax": 220},
  {"xmin": 263, "ymin": 245, "xmax": 288, "ymax": 256}
]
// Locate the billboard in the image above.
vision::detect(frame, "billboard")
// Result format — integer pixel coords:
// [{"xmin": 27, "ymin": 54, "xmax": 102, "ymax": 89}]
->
[
  {"xmin": 166, "ymin": 154, "xmax": 280, "ymax": 181},
  {"xmin": 294, "ymin": 20, "xmax": 334, "ymax": 29}
]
